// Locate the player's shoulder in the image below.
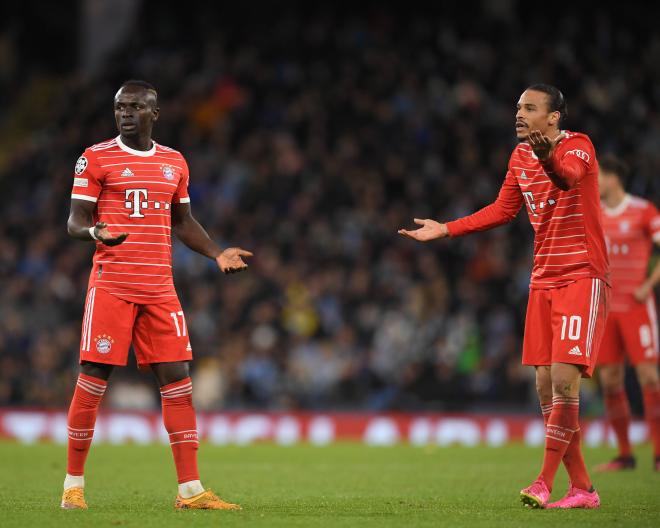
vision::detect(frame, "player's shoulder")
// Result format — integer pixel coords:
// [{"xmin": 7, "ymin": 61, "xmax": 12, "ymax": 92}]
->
[
  {"xmin": 628, "ymin": 194, "xmax": 655, "ymax": 211},
  {"xmin": 557, "ymin": 130, "xmax": 595, "ymax": 161},
  {"xmin": 155, "ymin": 142, "xmax": 185, "ymax": 158},
  {"xmin": 561, "ymin": 130, "xmax": 594, "ymax": 146},
  {"xmin": 78, "ymin": 137, "xmax": 118, "ymax": 162},
  {"xmin": 74, "ymin": 138, "xmax": 117, "ymax": 175},
  {"xmin": 86, "ymin": 137, "xmax": 119, "ymax": 154},
  {"xmin": 510, "ymin": 141, "xmax": 533, "ymax": 159}
]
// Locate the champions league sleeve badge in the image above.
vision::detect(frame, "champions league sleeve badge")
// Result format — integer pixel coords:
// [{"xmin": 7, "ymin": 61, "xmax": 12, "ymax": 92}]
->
[{"xmin": 75, "ymin": 156, "xmax": 88, "ymax": 175}]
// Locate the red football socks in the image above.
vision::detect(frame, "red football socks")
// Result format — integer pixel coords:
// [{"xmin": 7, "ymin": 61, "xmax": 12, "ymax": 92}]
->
[
  {"xmin": 160, "ymin": 377, "xmax": 199, "ymax": 484},
  {"xmin": 561, "ymin": 426, "xmax": 592, "ymax": 490},
  {"xmin": 540, "ymin": 401, "xmax": 553, "ymax": 426},
  {"xmin": 539, "ymin": 396, "xmax": 580, "ymax": 490},
  {"xmin": 541, "ymin": 399, "xmax": 591, "ymax": 490},
  {"xmin": 604, "ymin": 389, "xmax": 632, "ymax": 457},
  {"xmin": 642, "ymin": 386, "xmax": 660, "ymax": 457},
  {"xmin": 67, "ymin": 373, "xmax": 107, "ymax": 476}
]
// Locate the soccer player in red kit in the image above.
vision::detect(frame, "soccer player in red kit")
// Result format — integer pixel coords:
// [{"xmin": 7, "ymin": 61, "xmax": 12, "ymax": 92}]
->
[
  {"xmin": 595, "ymin": 154, "xmax": 660, "ymax": 472},
  {"xmin": 399, "ymin": 84, "xmax": 609, "ymax": 509},
  {"xmin": 61, "ymin": 81, "xmax": 252, "ymax": 510}
]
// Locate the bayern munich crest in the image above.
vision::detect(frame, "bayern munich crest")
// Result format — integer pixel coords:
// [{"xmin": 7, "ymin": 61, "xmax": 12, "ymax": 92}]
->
[
  {"xmin": 94, "ymin": 334, "xmax": 115, "ymax": 354},
  {"xmin": 162, "ymin": 165, "xmax": 175, "ymax": 180}
]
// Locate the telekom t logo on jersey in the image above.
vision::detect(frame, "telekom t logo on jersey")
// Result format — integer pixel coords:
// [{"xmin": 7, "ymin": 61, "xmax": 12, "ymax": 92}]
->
[
  {"xmin": 522, "ymin": 191, "xmax": 556, "ymax": 216},
  {"xmin": 125, "ymin": 189, "xmax": 148, "ymax": 218}
]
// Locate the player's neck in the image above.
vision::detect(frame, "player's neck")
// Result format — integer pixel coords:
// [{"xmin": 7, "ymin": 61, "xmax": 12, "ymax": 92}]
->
[
  {"xmin": 119, "ymin": 134, "xmax": 153, "ymax": 152},
  {"xmin": 603, "ymin": 188, "xmax": 626, "ymax": 209},
  {"xmin": 547, "ymin": 127, "xmax": 562, "ymax": 140}
]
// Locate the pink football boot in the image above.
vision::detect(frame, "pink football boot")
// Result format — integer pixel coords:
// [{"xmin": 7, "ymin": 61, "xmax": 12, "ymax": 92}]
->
[
  {"xmin": 546, "ymin": 485, "xmax": 601, "ymax": 509},
  {"xmin": 520, "ymin": 478, "xmax": 550, "ymax": 509}
]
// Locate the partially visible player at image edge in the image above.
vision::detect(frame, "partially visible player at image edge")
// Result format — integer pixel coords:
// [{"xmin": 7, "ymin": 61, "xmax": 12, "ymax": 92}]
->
[
  {"xmin": 61, "ymin": 80, "xmax": 252, "ymax": 510},
  {"xmin": 399, "ymin": 84, "xmax": 610, "ymax": 509},
  {"xmin": 594, "ymin": 154, "xmax": 660, "ymax": 473}
]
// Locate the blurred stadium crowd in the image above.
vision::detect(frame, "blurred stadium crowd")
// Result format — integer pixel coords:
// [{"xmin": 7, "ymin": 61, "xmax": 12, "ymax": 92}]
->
[{"xmin": 1, "ymin": 2, "xmax": 659, "ymax": 412}]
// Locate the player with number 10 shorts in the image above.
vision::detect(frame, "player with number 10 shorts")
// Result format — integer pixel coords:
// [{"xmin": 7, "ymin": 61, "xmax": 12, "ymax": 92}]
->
[{"xmin": 399, "ymin": 84, "xmax": 610, "ymax": 509}]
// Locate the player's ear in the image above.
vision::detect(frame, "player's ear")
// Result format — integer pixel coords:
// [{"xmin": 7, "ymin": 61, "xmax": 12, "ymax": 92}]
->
[
  {"xmin": 152, "ymin": 106, "xmax": 160, "ymax": 122},
  {"xmin": 548, "ymin": 110, "xmax": 559, "ymax": 127}
]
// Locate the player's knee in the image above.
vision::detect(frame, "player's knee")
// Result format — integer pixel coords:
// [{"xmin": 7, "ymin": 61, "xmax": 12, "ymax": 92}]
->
[
  {"xmin": 535, "ymin": 379, "xmax": 552, "ymax": 400},
  {"xmin": 600, "ymin": 378, "xmax": 624, "ymax": 394},
  {"xmin": 551, "ymin": 377, "xmax": 577, "ymax": 397},
  {"xmin": 153, "ymin": 361, "xmax": 190, "ymax": 387},
  {"xmin": 599, "ymin": 365, "xmax": 624, "ymax": 394},
  {"xmin": 81, "ymin": 361, "xmax": 113, "ymax": 381},
  {"xmin": 636, "ymin": 364, "xmax": 660, "ymax": 388},
  {"xmin": 535, "ymin": 367, "xmax": 552, "ymax": 399}
]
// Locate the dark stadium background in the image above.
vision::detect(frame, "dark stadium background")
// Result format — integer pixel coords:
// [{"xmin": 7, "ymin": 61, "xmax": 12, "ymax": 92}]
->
[{"xmin": 1, "ymin": 0, "xmax": 659, "ymax": 419}]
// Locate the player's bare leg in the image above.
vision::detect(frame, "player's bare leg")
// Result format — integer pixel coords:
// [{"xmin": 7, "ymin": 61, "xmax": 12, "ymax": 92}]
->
[
  {"xmin": 595, "ymin": 363, "xmax": 635, "ymax": 471},
  {"xmin": 61, "ymin": 362, "xmax": 114, "ymax": 510},
  {"xmin": 636, "ymin": 362, "xmax": 660, "ymax": 470},
  {"xmin": 535, "ymin": 366, "xmax": 554, "ymax": 411},
  {"xmin": 152, "ymin": 361, "xmax": 240, "ymax": 510}
]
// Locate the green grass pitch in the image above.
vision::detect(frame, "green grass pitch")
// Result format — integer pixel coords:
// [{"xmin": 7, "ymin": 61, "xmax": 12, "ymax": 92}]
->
[{"xmin": 0, "ymin": 442, "xmax": 658, "ymax": 527}]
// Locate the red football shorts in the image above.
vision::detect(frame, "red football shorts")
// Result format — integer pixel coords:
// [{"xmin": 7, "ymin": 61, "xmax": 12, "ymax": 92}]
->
[
  {"xmin": 79, "ymin": 287, "xmax": 193, "ymax": 367},
  {"xmin": 598, "ymin": 297, "xmax": 659, "ymax": 366},
  {"xmin": 522, "ymin": 277, "xmax": 610, "ymax": 378}
]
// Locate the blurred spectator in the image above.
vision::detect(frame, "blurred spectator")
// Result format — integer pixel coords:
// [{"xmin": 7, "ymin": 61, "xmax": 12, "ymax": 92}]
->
[{"xmin": 1, "ymin": 2, "xmax": 658, "ymax": 414}]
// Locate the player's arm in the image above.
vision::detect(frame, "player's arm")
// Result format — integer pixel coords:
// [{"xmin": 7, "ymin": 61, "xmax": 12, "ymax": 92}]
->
[
  {"xmin": 67, "ymin": 199, "xmax": 128, "ymax": 246},
  {"xmin": 529, "ymin": 131, "xmax": 590, "ymax": 191},
  {"xmin": 398, "ymin": 169, "xmax": 523, "ymax": 241},
  {"xmin": 171, "ymin": 203, "xmax": 253, "ymax": 274},
  {"xmin": 634, "ymin": 215, "xmax": 660, "ymax": 302},
  {"xmin": 634, "ymin": 255, "xmax": 660, "ymax": 303}
]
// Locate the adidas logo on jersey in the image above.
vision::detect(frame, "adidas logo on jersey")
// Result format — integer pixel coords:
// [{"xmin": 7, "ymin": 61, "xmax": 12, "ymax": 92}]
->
[
  {"xmin": 121, "ymin": 167, "xmax": 134, "ymax": 177},
  {"xmin": 568, "ymin": 346, "xmax": 582, "ymax": 356},
  {"xmin": 520, "ymin": 171, "xmax": 528, "ymax": 179}
]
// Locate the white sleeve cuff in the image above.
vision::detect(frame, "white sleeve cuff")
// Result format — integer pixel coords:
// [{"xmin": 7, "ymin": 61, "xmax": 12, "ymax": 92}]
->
[
  {"xmin": 178, "ymin": 197, "xmax": 191, "ymax": 203},
  {"xmin": 71, "ymin": 194, "xmax": 98, "ymax": 203}
]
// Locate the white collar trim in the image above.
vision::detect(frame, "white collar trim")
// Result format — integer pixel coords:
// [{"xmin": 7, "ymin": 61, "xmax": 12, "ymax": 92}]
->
[
  {"xmin": 116, "ymin": 135, "xmax": 156, "ymax": 157},
  {"xmin": 603, "ymin": 193, "xmax": 631, "ymax": 217}
]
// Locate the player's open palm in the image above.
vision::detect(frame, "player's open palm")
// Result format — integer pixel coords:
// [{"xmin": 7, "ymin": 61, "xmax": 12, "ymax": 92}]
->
[
  {"xmin": 398, "ymin": 218, "xmax": 448, "ymax": 242},
  {"xmin": 528, "ymin": 130, "xmax": 566, "ymax": 161},
  {"xmin": 94, "ymin": 222, "xmax": 128, "ymax": 246},
  {"xmin": 217, "ymin": 247, "xmax": 253, "ymax": 274}
]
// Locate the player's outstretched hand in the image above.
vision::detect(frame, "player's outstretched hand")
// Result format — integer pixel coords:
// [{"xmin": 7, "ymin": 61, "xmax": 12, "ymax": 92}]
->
[
  {"xmin": 398, "ymin": 219, "xmax": 448, "ymax": 242},
  {"xmin": 528, "ymin": 130, "xmax": 566, "ymax": 161},
  {"xmin": 94, "ymin": 222, "xmax": 128, "ymax": 246},
  {"xmin": 216, "ymin": 247, "xmax": 253, "ymax": 274}
]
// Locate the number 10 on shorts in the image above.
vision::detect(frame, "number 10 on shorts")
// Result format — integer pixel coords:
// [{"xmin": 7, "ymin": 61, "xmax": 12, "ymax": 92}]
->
[
  {"xmin": 170, "ymin": 311, "xmax": 187, "ymax": 337},
  {"xmin": 561, "ymin": 315, "xmax": 582, "ymax": 341}
]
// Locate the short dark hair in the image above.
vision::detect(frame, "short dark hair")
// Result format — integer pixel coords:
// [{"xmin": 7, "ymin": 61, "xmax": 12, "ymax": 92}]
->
[
  {"xmin": 119, "ymin": 80, "xmax": 158, "ymax": 104},
  {"xmin": 599, "ymin": 153, "xmax": 630, "ymax": 186},
  {"xmin": 527, "ymin": 84, "xmax": 568, "ymax": 126}
]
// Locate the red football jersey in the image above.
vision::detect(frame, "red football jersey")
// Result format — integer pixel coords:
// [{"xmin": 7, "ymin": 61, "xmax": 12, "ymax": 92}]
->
[
  {"xmin": 601, "ymin": 194, "xmax": 660, "ymax": 312},
  {"xmin": 71, "ymin": 136, "xmax": 190, "ymax": 304},
  {"xmin": 446, "ymin": 131, "xmax": 609, "ymax": 289}
]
